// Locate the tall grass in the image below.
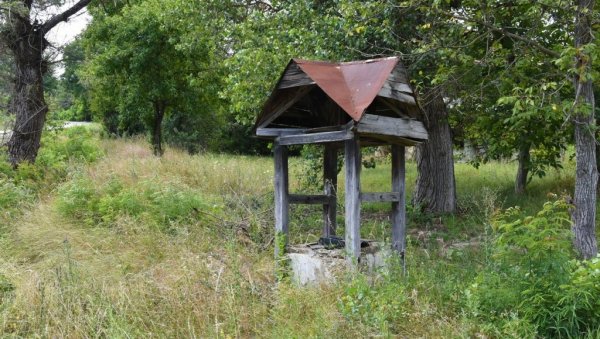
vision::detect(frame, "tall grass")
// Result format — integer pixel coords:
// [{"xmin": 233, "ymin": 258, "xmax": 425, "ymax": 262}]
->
[{"xmin": 0, "ymin": 134, "xmax": 593, "ymax": 337}]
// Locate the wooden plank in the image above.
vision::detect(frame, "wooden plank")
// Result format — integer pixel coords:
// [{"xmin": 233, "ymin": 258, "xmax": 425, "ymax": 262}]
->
[
  {"xmin": 344, "ymin": 136, "xmax": 361, "ymax": 266},
  {"xmin": 276, "ymin": 129, "xmax": 354, "ymax": 146},
  {"xmin": 388, "ymin": 64, "xmax": 409, "ymax": 83},
  {"xmin": 381, "ymin": 80, "xmax": 413, "ymax": 94},
  {"xmin": 289, "ymin": 194, "xmax": 333, "ymax": 205},
  {"xmin": 379, "ymin": 97, "xmax": 412, "ymax": 119},
  {"xmin": 256, "ymin": 127, "xmax": 304, "ymax": 138},
  {"xmin": 257, "ymin": 85, "xmax": 314, "ymax": 129},
  {"xmin": 278, "ymin": 63, "xmax": 315, "ymax": 89},
  {"xmin": 323, "ymin": 145, "xmax": 337, "ymax": 237},
  {"xmin": 378, "ymin": 86, "xmax": 417, "ymax": 105},
  {"xmin": 273, "ymin": 142, "xmax": 289, "ymax": 258},
  {"xmin": 357, "ymin": 135, "xmax": 421, "ymax": 147},
  {"xmin": 356, "ymin": 114, "xmax": 428, "ymax": 140},
  {"xmin": 391, "ymin": 145, "xmax": 406, "ymax": 258},
  {"xmin": 360, "ymin": 192, "xmax": 401, "ymax": 202}
]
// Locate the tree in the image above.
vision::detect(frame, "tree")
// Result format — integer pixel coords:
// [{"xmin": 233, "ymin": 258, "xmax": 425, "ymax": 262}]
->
[
  {"xmin": 83, "ymin": 0, "xmax": 222, "ymax": 155},
  {"xmin": 413, "ymin": 87, "xmax": 456, "ymax": 212},
  {"xmin": 0, "ymin": 0, "xmax": 92, "ymax": 166},
  {"xmin": 220, "ymin": 1, "xmax": 458, "ymax": 212},
  {"xmin": 420, "ymin": 0, "xmax": 597, "ymax": 257},
  {"xmin": 57, "ymin": 38, "xmax": 91, "ymax": 121},
  {"xmin": 571, "ymin": 0, "xmax": 597, "ymax": 259}
]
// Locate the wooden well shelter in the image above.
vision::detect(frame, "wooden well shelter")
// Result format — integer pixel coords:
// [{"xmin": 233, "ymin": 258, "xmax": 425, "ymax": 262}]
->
[{"xmin": 254, "ymin": 57, "xmax": 428, "ymax": 265}]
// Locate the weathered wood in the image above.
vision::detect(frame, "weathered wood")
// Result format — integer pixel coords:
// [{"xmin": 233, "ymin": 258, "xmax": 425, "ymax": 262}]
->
[
  {"xmin": 323, "ymin": 146, "xmax": 338, "ymax": 237},
  {"xmin": 277, "ymin": 62, "xmax": 315, "ymax": 89},
  {"xmin": 357, "ymin": 135, "xmax": 421, "ymax": 147},
  {"xmin": 274, "ymin": 142, "xmax": 289, "ymax": 258},
  {"xmin": 387, "ymin": 64, "xmax": 409, "ymax": 83},
  {"xmin": 356, "ymin": 114, "xmax": 428, "ymax": 140},
  {"xmin": 378, "ymin": 97, "xmax": 412, "ymax": 119},
  {"xmin": 256, "ymin": 127, "xmax": 304, "ymax": 138},
  {"xmin": 391, "ymin": 144, "xmax": 406, "ymax": 256},
  {"xmin": 256, "ymin": 85, "xmax": 314, "ymax": 129},
  {"xmin": 344, "ymin": 136, "xmax": 361, "ymax": 265},
  {"xmin": 360, "ymin": 192, "xmax": 400, "ymax": 202},
  {"xmin": 289, "ymin": 194, "xmax": 333, "ymax": 205},
  {"xmin": 277, "ymin": 129, "xmax": 354, "ymax": 146},
  {"xmin": 381, "ymin": 80, "xmax": 413, "ymax": 94},
  {"xmin": 377, "ymin": 86, "xmax": 417, "ymax": 105}
]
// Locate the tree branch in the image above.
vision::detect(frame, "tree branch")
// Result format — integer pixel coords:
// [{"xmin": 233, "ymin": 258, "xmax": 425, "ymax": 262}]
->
[
  {"xmin": 448, "ymin": 12, "xmax": 561, "ymax": 58},
  {"xmin": 40, "ymin": 0, "xmax": 92, "ymax": 35}
]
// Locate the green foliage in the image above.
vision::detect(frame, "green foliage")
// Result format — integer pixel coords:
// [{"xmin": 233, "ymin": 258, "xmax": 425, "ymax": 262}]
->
[
  {"xmin": 0, "ymin": 178, "xmax": 32, "ymax": 212},
  {"xmin": 339, "ymin": 265, "xmax": 408, "ymax": 335},
  {"xmin": 467, "ymin": 200, "xmax": 600, "ymax": 337},
  {"xmin": 83, "ymin": 0, "xmax": 224, "ymax": 153},
  {"xmin": 37, "ymin": 127, "xmax": 103, "ymax": 166},
  {"xmin": 56, "ymin": 176, "xmax": 212, "ymax": 233},
  {"xmin": 0, "ymin": 273, "xmax": 14, "ymax": 309}
]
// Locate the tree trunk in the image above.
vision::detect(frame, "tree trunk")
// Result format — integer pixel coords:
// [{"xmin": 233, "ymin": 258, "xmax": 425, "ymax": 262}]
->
[
  {"xmin": 515, "ymin": 143, "xmax": 531, "ymax": 195},
  {"xmin": 5, "ymin": 21, "xmax": 49, "ymax": 166},
  {"xmin": 572, "ymin": 0, "xmax": 598, "ymax": 259},
  {"xmin": 152, "ymin": 102, "xmax": 165, "ymax": 156},
  {"xmin": 413, "ymin": 87, "xmax": 457, "ymax": 213}
]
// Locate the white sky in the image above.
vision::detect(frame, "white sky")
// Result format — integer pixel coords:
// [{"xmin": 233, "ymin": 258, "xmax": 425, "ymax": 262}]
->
[
  {"xmin": 41, "ymin": 2, "xmax": 91, "ymax": 75},
  {"xmin": 46, "ymin": 9, "xmax": 91, "ymax": 46}
]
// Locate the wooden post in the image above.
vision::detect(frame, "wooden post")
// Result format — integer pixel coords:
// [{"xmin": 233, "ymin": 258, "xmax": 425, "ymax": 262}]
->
[
  {"xmin": 345, "ymin": 136, "xmax": 361, "ymax": 265},
  {"xmin": 273, "ymin": 142, "xmax": 289, "ymax": 258},
  {"xmin": 323, "ymin": 145, "xmax": 337, "ymax": 237},
  {"xmin": 391, "ymin": 144, "xmax": 406, "ymax": 264}
]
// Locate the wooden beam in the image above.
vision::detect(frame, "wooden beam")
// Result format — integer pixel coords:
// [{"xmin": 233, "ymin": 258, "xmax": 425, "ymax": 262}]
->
[
  {"xmin": 256, "ymin": 127, "xmax": 304, "ymax": 138},
  {"xmin": 344, "ymin": 136, "xmax": 361, "ymax": 265},
  {"xmin": 257, "ymin": 85, "xmax": 314, "ymax": 129},
  {"xmin": 378, "ymin": 86, "xmax": 417, "ymax": 106},
  {"xmin": 381, "ymin": 80, "xmax": 413, "ymax": 94},
  {"xmin": 356, "ymin": 114, "xmax": 428, "ymax": 140},
  {"xmin": 360, "ymin": 192, "xmax": 400, "ymax": 203},
  {"xmin": 289, "ymin": 194, "xmax": 333, "ymax": 205},
  {"xmin": 379, "ymin": 97, "xmax": 412, "ymax": 119},
  {"xmin": 323, "ymin": 146, "xmax": 338, "ymax": 237},
  {"xmin": 276, "ymin": 129, "xmax": 354, "ymax": 146},
  {"xmin": 273, "ymin": 142, "xmax": 289, "ymax": 258},
  {"xmin": 391, "ymin": 145, "xmax": 406, "ymax": 258},
  {"xmin": 278, "ymin": 62, "xmax": 315, "ymax": 89}
]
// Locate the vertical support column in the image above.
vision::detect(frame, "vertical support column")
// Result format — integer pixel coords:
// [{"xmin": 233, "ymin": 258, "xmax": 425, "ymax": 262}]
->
[
  {"xmin": 323, "ymin": 145, "xmax": 338, "ymax": 237},
  {"xmin": 391, "ymin": 144, "xmax": 406, "ymax": 266},
  {"xmin": 345, "ymin": 136, "xmax": 361, "ymax": 265},
  {"xmin": 273, "ymin": 141, "xmax": 289, "ymax": 258}
]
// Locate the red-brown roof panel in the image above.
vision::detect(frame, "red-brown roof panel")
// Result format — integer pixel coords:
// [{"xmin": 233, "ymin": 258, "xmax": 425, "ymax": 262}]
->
[{"xmin": 296, "ymin": 57, "xmax": 399, "ymax": 121}]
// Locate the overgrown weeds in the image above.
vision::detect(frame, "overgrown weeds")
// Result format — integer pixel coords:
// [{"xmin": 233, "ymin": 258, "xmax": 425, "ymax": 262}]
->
[{"xmin": 0, "ymin": 131, "xmax": 598, "ymax": 337}]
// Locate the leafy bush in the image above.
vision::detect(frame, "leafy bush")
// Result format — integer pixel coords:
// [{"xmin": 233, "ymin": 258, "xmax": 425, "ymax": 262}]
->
[
  {"xmin": 466, "ymin": 199, "xmax": 600, "ymax": 337},
  {"xmin": 0, "ymin": 179, "xmax": 33, "ymax": 211},
  {"xmin": 339, "ymin": 265, "xmax": 407, "ymax": 335},
  {"xmin": 37, "ymin": 126, "xmax": 103, "ymax": 169},
  {"xmin": 57, "ymin": 176, "xmax": 210, "ymax": 233}
]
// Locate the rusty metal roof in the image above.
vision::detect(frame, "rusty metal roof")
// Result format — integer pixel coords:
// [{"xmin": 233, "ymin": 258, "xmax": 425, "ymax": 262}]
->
[
  {"xmin": 294, "ymin": 57, "xmax": 398, "ymax": 121},
  {"xmin": 254, "ymin": 56, "xmax": 420, "ymax": 131}
]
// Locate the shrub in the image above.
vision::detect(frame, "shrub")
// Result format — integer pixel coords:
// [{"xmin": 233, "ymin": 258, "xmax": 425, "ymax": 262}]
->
[
  {"xmin": 57, "ymin": 176, "xmax": 210, "ymax": 233},
  {"xmin": 466, "ymin": 199, "xmax": 600, "ymax": 337},
  {"xmin": 37, "ymin": 126, "xmax": 103, "ymax": 169},
  {"xmin": 338, "ymin": 264, "xmax": 407, "ymax": 335}
]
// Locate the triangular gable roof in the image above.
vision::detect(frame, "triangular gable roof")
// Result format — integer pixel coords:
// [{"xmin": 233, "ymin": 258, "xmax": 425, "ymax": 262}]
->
[
  {"xmin": 254, "ymin": 56, "xmax": 420, "ymax": 130},
  {"xmin": 294, "ymin": 57, "xmax": 398, "ymax": 121}
]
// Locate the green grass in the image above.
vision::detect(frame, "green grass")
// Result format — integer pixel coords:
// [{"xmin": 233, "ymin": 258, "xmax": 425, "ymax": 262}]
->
[{"xmin": 0, "ymin": 133, "xmax": 594, "ymax": 337}]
